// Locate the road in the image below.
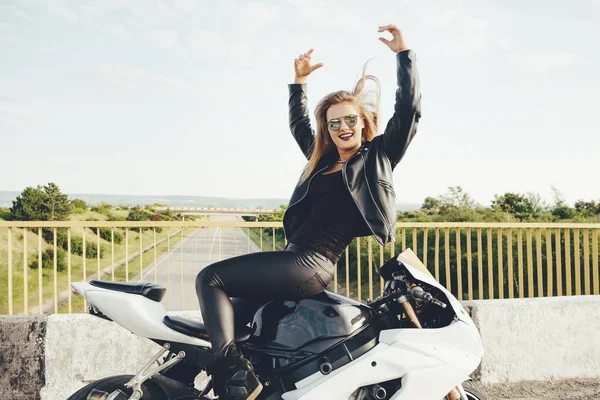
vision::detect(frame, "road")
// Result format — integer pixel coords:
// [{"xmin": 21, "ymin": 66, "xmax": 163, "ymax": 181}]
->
[{"xmin": 134, "ymin": 215, "xmax": 261, "ymax": 311}]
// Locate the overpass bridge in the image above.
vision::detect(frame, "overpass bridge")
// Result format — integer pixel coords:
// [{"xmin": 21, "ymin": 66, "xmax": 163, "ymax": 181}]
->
[
  {"xmin": 0, "ymin": 219, "xmax": 600, "ymax": 398},
  {"xmin": 153, "ymin": 206, "xmax": 277, "ymax": 218}
]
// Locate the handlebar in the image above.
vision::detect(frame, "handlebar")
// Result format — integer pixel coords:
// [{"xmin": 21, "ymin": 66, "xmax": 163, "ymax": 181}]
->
[{"xmin": 408, "ymin": 285, "xmax": 447, "ymax": 309}]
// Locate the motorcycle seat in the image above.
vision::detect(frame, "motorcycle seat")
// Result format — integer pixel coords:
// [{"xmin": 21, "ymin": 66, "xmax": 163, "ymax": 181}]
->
[
  {"xmin": 163, "ymin": 315, "xmax": 253, "ymax": 343},
  {"xmin": 89, "ymin": 280, "xmax": 166, "ymax": 302}
]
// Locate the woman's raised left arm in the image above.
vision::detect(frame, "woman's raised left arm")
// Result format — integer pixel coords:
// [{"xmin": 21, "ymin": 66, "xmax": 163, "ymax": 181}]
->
[{"xmin": 378, "ymin": 25, "xmax": 422, "ymax": 169}]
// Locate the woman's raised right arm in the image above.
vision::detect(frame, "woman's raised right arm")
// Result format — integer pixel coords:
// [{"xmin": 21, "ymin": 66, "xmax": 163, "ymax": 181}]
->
[{"xmin": 288, "ymin": 49, "xmax": 323, "ymax": 160}]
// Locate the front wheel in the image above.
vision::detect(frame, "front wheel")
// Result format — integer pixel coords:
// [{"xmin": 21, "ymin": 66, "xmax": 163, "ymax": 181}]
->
[
  {"xmin": 462, "ymin": 380, "xmax": 488, "ymax": 400},
  {"xmin": 67, "ymin": 375, "xmax": 167, "ymax": 400}
]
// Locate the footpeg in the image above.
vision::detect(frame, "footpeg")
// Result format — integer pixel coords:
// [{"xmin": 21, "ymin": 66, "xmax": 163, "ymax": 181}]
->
[{"xmin": 123, "ymin": 343, "xmax": 185, "ymax": 400}]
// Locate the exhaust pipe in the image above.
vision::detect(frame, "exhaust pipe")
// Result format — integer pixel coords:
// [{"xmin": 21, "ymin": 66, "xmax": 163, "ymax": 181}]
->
[{"xmin": 372, "ymin": 384, "xmax": 387, "ymax": 400}]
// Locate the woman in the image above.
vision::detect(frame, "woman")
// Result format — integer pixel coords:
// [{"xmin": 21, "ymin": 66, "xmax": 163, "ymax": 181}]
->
[{"xmin": 196, "ymin": 24, "xmax": 421, "ymax": 400}]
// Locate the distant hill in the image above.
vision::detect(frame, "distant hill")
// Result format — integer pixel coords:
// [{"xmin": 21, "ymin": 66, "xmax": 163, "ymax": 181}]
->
[{"xmin": 0, "ymin": 190, "xmax": 420, "ymax": 211}]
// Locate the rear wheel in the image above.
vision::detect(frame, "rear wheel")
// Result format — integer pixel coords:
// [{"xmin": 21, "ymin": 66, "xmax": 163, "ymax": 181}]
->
[
  {"xmin": 462, "ymin": 380, "xmax": 488, "ymax": 400},
  {"xmin": 67, "ymin": 375, "xmax": 167, "ymax": 400}
]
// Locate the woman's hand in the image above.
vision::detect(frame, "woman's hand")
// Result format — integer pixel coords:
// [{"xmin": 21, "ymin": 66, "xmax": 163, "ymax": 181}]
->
[
  {"xmin": 294, "ymin": 49, "xmax": 323, "ymax": 84},
  {"xmin": 378, "ymin": 25, "xmax": 408, "ymax": 53}
]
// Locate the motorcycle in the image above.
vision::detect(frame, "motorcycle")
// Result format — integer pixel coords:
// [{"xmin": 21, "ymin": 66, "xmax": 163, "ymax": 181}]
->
[{"xmin": 68, "ymin": 248, "xmax": 487, "ymax": 400}]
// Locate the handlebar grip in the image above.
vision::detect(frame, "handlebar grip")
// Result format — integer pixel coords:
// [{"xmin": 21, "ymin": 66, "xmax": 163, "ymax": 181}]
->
[{"xmin": 409, "ymin": 285, "xmax": 447, "ymax": 308}]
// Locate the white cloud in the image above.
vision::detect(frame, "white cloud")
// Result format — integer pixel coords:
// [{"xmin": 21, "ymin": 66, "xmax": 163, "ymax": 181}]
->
[
  {"xmin": 46, "ymin": 0, "xmax": 79, "ymax": 23},
  {"xmin": 146, "ymin": 29, "xmax": 181, "ymax": 50},
  {"xmin": 244, "ymin": 2, "xmax": 278, "ymax": 23},
  {"xmin": 282, "ymin": 0, "xmax": 362, "ymax": 32},
  {"xmin": 0, "ymin": 96, "xmax": 30, "ymax": 124},
  {"xmin": 105, "ymin": 25, "xmax": 129, "ymax": 39},
  {"xmin": 419, "ymin": 6, "xmax": 491, "ymax": 57},
  {"xmin": 0, "ymin": 4, "xmax": 32, "ymax": 20},
  {"xmin": 498, "ymin": 38, "xmax": 511, "ymax": 48},
  {"xmin": 524, "ymin": 52, "xmax": 579, "ymax": 74},
  {"xmin": 97, "ymin": 65, "xmax": 185, "ymax": 88}
]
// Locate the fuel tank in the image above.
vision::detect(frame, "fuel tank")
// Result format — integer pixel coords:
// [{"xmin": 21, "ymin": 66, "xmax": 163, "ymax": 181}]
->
[{"xmin": 249, "ymin": 291, "xmax": 372, "ymax": 351}]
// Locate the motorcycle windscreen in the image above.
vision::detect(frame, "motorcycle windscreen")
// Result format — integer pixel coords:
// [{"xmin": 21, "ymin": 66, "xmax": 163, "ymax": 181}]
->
[{"xmin": 379, "ymin": 248, "xmax": 433, "ymax": 280}]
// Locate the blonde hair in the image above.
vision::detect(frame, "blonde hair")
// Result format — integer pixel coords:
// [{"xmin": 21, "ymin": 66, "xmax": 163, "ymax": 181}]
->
[{"xmin": 301, "ymin": 61, "xmax": 381, "ymax": 183}]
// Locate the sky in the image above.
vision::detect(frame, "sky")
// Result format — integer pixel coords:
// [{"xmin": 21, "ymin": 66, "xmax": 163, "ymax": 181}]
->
[{"xmin": 1, "ymin": 0, "xmax": 599, "ymax": 207}]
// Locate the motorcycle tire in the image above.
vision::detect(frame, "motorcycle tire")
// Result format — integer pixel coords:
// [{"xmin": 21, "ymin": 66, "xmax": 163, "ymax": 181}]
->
[
  {"xmin": 67, "ymin": 374, "xmax": 167, "ymax": 400},
  {"xmin": 462, "ymin": 380, "xmax": 488, "ymax": 400}
]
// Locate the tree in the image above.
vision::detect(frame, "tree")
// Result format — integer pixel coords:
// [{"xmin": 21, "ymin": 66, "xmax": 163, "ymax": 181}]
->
[
  {"xmin": 552, "ymin": 206, "xmax": 574, "ymax": 220},
  {"xmin": 71, "ymin": 199, "xmax": 87, "ymax": 209},
  {"xmin": 551, "ymin": 185, "xmax": 567, "ymax": 208},
  {"xmin": 574, "ymin": 200, "xmax": 598, "ymax": 217},
  {"xmin": 10, "ymin": 182, "xmax": 71, "ymax": 221},
  {"xmin": 550, "ymin": 186, "xmax": 574, "ymax": 220},
  {"xmin": 421, "ymin": 197, "xmax": 440, "ymax": 210},
  {"xmin": 525, "ymin": 192, "xmax": 546, "ymax": 217},
  {"xmin": 10, "ymin": 186, "xmax": 48, "ymax": 221},
  {"xmin": 491, "ymin": 192, "xmax": 535, "ymax": 220},
  {"xmin": 43, "ymin": 183, "xmax": 71, "ymax": 220},
  {"xmin": 438, "ymin": 186, "xmax": 478, "ymax": 211},
  {"xmin": 127, "ymin": 206, "xmax": 150, "ymax": 221}
]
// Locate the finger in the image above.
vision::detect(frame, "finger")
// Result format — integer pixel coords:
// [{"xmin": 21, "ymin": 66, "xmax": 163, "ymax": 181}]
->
[
  {"xmin": 378, "ymin": 24, "xmax": 398, "ymax": 32},
  {"xmin": 307, "ymin": 48, "xmax": 314, "ymax": 55},
  {"xmin": 379, "ymin": 37, "xmax": 391, "ymax": 46},
  {"xmin": 310, "ymin": 63, "xmax": 324, "ymax": 72}
]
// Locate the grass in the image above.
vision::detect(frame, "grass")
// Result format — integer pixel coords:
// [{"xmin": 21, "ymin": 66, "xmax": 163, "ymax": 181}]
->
[
  {"xmin": 246, "ymin": 227, "xmax": 285, "ymax": 252},
  {"xmin": 0, "ymin": 217, "xmax": 195, "ymax": 314},
  {"xmin": 57, "ymin": 227, "xmax": 194, "ymax": 314}
]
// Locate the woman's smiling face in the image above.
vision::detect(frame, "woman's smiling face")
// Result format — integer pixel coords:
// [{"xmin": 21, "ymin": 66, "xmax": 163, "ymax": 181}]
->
[{"xmin": 326, "ymin": 102, "xmax": 364, "ymax": 156}]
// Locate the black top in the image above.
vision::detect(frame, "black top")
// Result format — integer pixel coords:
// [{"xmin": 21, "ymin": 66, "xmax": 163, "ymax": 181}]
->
[{"xmin": 288, "ymin": 170, "xmax": 369, "ymax": 263}]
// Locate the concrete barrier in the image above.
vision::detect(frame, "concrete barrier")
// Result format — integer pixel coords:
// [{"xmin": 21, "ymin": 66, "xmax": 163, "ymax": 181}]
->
[
  {"xmin": 475, "ymin": 296, "xmax": 600, "ymax": 383},
  {"xmin": 1, "ymin": 296, "xmax": 599, "ymax": 399}
]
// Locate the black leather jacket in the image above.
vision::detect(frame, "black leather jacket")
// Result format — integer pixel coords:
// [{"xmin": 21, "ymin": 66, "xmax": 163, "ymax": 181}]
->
[{"xmin": 283, "ymin": 49, "xmax": 421, "ymax": 246}]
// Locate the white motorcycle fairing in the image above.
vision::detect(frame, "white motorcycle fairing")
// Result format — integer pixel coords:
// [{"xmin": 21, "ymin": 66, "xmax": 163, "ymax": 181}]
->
[
  {"xmin": 70, "ymin": 248, "xmax": 485, "ymax": 400},
  {"xmin": 71, "ymin": 282, "xmax": 211, "ymax": 348},
  {"xmin": 279, "ymin": 249, "xmax": 484, "ymax": 400}
]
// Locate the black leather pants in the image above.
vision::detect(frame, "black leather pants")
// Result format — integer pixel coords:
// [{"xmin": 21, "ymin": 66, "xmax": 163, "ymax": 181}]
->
[{"xmin": 195, "ymin": 243, "xmax": 335, "ymax": 358}]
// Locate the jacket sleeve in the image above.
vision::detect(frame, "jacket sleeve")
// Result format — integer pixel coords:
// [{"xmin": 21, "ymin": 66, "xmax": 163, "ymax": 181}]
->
[
  {"xmin": 288, "ymin": 83, "xmax": 315, "ymax": 160},
  {"xmin": 381, "ymin": 49, "xmax": 422, "ymax": 169}
]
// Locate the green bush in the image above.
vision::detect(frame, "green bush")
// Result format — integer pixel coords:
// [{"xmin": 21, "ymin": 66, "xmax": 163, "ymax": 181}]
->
[
  {"xmin": 90, "ymin": 202, "xmax": 113, "ymax": 217},
  {"xmin": 70, "ymin": 199, "xmax": 87, "ymax": 214},
  {"xmin": 41, "ymin": 228, "xmax": 104, "ymax": 259},
  {"xmin": 30, "ymin": 248, "xmax": 67, "ymax": 272},
  {"xmin": 70, "ymin": 236, "xmax": 104, "ymax": 258},
  {"xmin": 125, "ymin": 206, "xmax": 168, "ymax": 233},
  {"xmin": 0, "ymin": 207, "xmax": 11, "ymax": 220},
  {"xmin": 98, "ymin": 227, "xmax": 123, "ymax": 244},
  {"xmin": 42, "ymin": 228, "xmax": 68, "ymax": 248}
]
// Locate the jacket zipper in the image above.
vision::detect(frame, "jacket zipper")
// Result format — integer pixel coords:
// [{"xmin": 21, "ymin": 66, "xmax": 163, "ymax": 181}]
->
[
  {"xmin": 282, "ymin": 164, "xmax": 329, "ymax": 237},
  {"xmin": 341, "ymin": 150, "xmax": 383, "ymax": 244},
  {"xmin": 378, "ymin": 179, "xmax": 395, "ymax": 195},
  {"xmin": 359, "ymin": 152, "xmax": 392, "ymax": 242}
]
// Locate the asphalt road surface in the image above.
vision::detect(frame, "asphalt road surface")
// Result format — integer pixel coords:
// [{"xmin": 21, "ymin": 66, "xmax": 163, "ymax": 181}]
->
[{"xmin": 134, "ymin": 215, "xmax": 261, "ymax": 311}]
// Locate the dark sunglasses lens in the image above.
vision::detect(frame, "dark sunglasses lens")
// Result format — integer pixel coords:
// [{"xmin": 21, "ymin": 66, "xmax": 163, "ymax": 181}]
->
[
  {"xmin": 345, "ymin": 115, "xmax": 358, "ymax": 127},
  {"xmin": 328, "ymin": 120, "xmax": 341, "ymax": 131}
]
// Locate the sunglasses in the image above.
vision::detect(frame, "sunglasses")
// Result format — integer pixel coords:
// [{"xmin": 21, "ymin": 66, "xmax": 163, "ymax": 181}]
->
[{"xmin": 327, "ymin": 114, "xmax": 360, "ymax": 131}]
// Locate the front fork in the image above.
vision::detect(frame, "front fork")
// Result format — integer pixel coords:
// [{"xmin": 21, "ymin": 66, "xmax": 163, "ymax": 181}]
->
[{"xmin": 398, "ymin": 296, "xmax": 470, "ymax": 400}]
